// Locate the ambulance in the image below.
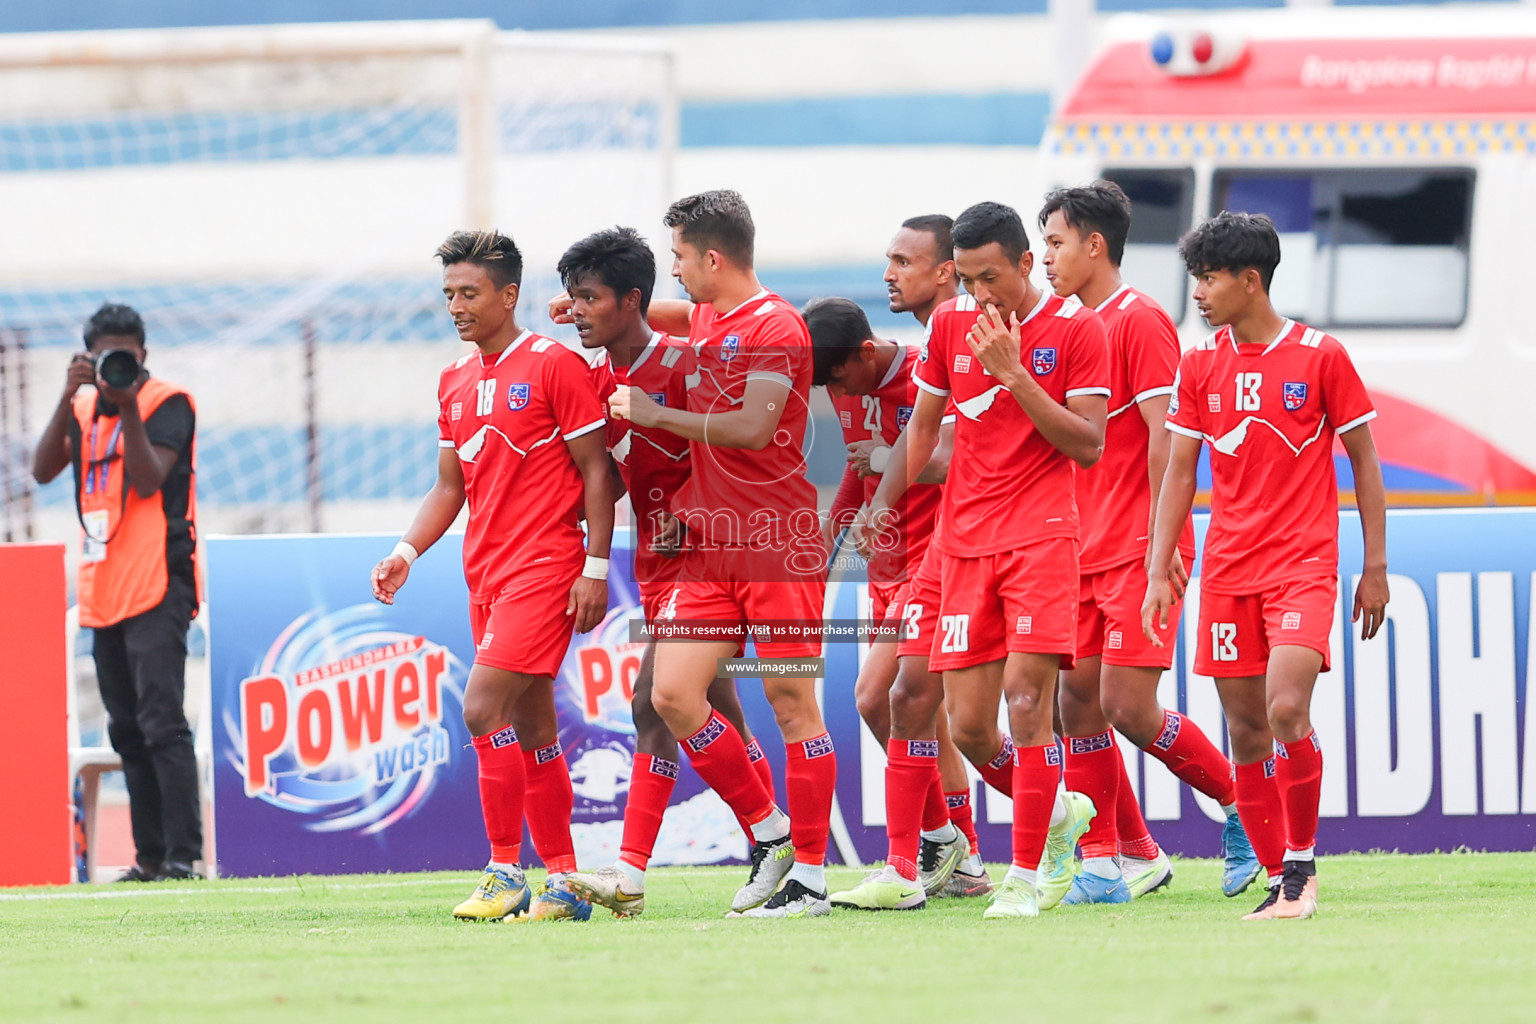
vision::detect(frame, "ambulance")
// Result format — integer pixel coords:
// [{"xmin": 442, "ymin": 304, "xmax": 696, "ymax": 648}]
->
[{"xmin": 1039, "ymin": 7, "xmax": 1536, "ymax": 504}]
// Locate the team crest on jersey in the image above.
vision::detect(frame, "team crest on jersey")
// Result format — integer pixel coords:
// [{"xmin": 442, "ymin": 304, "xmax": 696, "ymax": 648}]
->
[
  {"xmin": 1031, "ymin": 347, "xmax": 1057, "ymax": 375},
  {"xmin": 897, "ymin": 405, "xmax": 914, "ymax": 430},
  {"xmin": 1283, "ymin": 382, "xmax": 1308, "ymax": 410},
  {"xmin": 720, "ymin": 334, "xmax": 741, "ymax": 362},
  {"xmin": 647, "ymin": 392, "xmax": 667, "ymax": 406},
  {"xmin": 507, "ymin": 382, "xmax": 531, "ymax": 410}
]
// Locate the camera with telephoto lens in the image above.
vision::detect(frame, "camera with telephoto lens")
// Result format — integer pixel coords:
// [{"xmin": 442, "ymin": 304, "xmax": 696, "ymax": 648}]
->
[{"xmin": 95, "ymin": 348, "xmax": 141, "ymax": 390}]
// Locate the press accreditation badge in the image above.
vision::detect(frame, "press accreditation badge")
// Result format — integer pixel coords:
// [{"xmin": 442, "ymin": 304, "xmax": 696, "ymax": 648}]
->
[{"xmin": 82, "ymin": 509, "xmax": 109, "ymax": 564}]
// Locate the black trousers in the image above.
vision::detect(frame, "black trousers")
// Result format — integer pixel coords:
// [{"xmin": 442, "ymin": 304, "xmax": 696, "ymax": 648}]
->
[{"xmin": 92, "ymin": 573, "xmax": 202, "ymax": 867}]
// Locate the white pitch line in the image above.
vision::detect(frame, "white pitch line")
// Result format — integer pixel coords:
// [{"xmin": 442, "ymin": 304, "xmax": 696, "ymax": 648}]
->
[{"xmin": 0, "ymin": 869, "xmax": 741, "ymax": 902}]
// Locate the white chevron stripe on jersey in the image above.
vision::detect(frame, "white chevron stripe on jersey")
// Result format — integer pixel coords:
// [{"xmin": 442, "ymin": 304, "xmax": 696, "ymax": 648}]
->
[
  {"xmin": 1209, "ymin": 414, "xmax": 1330, "ymax": 458},
  {"xmin": 955, "ymin": 383, "xmax": 1010, "ymax": 420}
]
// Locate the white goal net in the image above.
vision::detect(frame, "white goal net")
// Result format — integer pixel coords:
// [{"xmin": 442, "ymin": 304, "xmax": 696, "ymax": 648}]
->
[{"xmin": 0, "ymin": 21, "xmax": 676, "ymax": 542}]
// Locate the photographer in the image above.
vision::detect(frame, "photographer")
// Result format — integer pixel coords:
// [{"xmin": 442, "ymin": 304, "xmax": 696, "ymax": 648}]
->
[{"xmin": 33, "ymin": 303, "xmax": 202, "ymax": 882}]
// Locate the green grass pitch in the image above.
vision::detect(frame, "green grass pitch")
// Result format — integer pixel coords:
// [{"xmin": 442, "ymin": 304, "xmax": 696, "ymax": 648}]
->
[{"xmin": 2, "ymin": 853, "xmax": 1532, "ymax": 1024}]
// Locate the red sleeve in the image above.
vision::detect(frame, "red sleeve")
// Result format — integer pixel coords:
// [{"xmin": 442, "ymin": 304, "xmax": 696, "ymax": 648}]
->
[
  {"xmin": 912, "ymin": 313, "xmax": 950, "ymax": 395},
  {"xmin": 437, "ymin": 376, "xmax": 452, "ymax": 442},
  {"xmin": 1322, "ymin": 337, "xmax": 1376, "ymax": 434},
  {"xmin": 1165, "ymin": 349, "xmax": 1205, "ymax": 439},
  {"xmin": 828, "ymin": 466, "xmax": 864, "ymax": 531},
  {"xmin": 547, "ymin": 348, "xmax": 607, "ymax": 441},
  {"xmin": 1123, "ymin": 304, "xmax": 1181, "ymax": 403},
  {"xmin": 1063, "ymin": 310, "xmax": 1111, "ymax": 399}
]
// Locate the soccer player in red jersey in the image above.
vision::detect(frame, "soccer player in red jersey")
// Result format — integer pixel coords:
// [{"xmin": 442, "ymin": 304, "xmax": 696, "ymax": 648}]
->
[
  {"xmin": 857, "ymin": 201, "xmax": 1109, "ymax": 919},
  {"xmin": 608, "ymin": 191, "xmax": 834, "ymax": 918},
  {"xmin": 549, "ymin": 226, "xmax": 774, "ymax": 915},
  {"xmin": 807, "ymin": 298, "xmax": 991, "ymax": 905},
  {"xmin": 1040, "ymin": 183, "xmax": 1259, "ymax": 904},
  {"xmin": 370, "ymin": 230, "xmax": 616, "ymax": 922},
  {"xmin": 1144, "ymin": 211, "xmax": 1389, "ymax": 921}
]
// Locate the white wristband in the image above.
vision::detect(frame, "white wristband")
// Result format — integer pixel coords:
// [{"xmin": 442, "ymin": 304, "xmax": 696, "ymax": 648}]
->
[
  {"xmin": 582, "ymin": 555, "xmax": 610, "ymax": 580},
  {"xmin": 391, "ymin": 541, "xmax": 419, "ymax": 567},
  {"xmin": 867, "ymin": 446, "xmax": 892, "ymax": 475}
]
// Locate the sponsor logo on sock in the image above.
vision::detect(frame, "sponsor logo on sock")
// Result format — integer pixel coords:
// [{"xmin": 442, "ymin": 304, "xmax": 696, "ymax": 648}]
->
[
  {"xmin": 1309, "ymin": 732, "xmax": 1321, "ymax": 752},
  {"xmin": 946, "ymin": 793, "xmax": 969, "ymax": 809},
  {"xmin": 803, "ymin": 733, "xmax": 835, "ymax": 759},
  {"xmin": 686, "ymin": 715, "xmax": 727, "ymax": 752},
  {"xmin": 745, "ymin": 739, "xmax": 766, "ymax": 762},
  {"xmin": 1262, "ymin": 756, "xmax": 1277, "ymax": 779},
  {"xmin": 1106, "ymin": 630, "xmax": 1123, "ymax": 650},
  {"xmin": 906, "ymin": 739, "xmax": 939, "ymax": 758},
  {"xmin": 1070, "ymin": 732, "xmax": 1114, "ymax": 754},
  {"xmin": 1274, "ymin": 741, "xmax": 1290, "ymax": 760},
  {"xmin": 489, "ymin": 726, "xmax": 518, "ymax": 749},
  {"xmin": 534, "ymin": 740, "xmax": 564, "ymax": 765},
  {"xmin": 988, "ymin": 738, "xmax": 1015, "ymax": 770},
  {"xmin": 651, "ymin": 758, "xmax": 680, "ymax": 779},
  {"xmin": 1044, "ymin": 745, "xmax": 1062, "ymax": 767},
  {"xmin": 1281, "ymin": 611, "xmax": 1302, "ymax": 630},
  {"xmin": 1154, "ymin": 712, "xmax": 1181, "ymax": 751}
]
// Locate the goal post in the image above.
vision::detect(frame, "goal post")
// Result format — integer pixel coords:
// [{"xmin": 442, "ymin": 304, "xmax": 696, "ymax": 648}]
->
[{"xmin": 0, "ymin": 21, "xmax": 677, "ymax": 539}]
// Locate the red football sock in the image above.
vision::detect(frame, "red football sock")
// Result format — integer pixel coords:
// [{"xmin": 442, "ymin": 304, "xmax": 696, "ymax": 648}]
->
[
  {"xmin": 1143, "ymin": 710, "xmax": 1236, "ymax": 805},
  {"xmin": 1010, "ymin": 744, "xmax": 1059, "ymax": 871},
  {"xmin": 945, "ymin": 791, "xmax": 980, "ymax": 856},
  {"xmin": 619, "ymin": 753, "xmax": 677, "ymax": 871},
  {"xmin": 922, "ymin": 766, "xmax": 950, "ymax": 833},
  {"xmin": 1064, "ymin": 731, "xmax": 1120, "ymax": 860},
  {"xmin": 746, "ymin": 737, "xmax": 777, "ymax": 803},
  {"xmin": 473, "ymin": 727, "xmax": 526, "ymax": 864},
  {"xmin": 523, "ymin": 741, "xmax": 577, "ymax": 875},
  {"xmin": 679, "ymin": 712, "xmax": 774, "ymax": 826},
  {"xmin": 1274, "ymin": 732, "xmax": 1324, "ymax": 855},
  {"xmin": 1114, "ymin": 753, "xmax": 1160, "ymax": 861},
  {"xmin": 885, "ymin": 738, "xmax": 936, "ymax": 881},
  {"xmin": 1234, "ymin": 756, "xmax": 1287, "ymax": 876},
  {"xmin": 976, "ymin": 736, "xmax": 1014, "ymax": 797},
  {"xmin": 786, "ymin": 734, "xmax": 837, "ymax": 865}
]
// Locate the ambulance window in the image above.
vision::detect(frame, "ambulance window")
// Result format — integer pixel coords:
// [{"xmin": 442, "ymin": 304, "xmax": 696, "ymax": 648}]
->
[
  {"xmin": 1102, "ymin": 168, "xmax": 1194, "ymax": 323},
  {"xmin": 1213, "ymin": 169, "xmax": 1472, "ymax": 328}
]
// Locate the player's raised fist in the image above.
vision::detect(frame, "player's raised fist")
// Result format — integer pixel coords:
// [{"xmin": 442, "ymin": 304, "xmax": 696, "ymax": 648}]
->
[
  {"xmin": 609, "ymin": 385, "xmax": 661, "ymax": 428},
  {"xmin": 548, "ymin": 291, "xmax": 575, "ymax": 325},
  {"xmin": 371, "ymin": 555, "xmax": 410, "ymax": 605}
]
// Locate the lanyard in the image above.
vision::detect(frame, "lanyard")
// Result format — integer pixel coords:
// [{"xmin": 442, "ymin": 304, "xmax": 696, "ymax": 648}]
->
[{"xmin": 84, "ymin": 416, "xmax": 124, "ymax": 496}]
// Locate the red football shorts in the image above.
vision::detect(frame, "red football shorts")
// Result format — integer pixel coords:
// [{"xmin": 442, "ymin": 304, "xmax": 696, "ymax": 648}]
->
[
  {"xmin": 1078, "ymin": 560, "xmax": 1179, "ymax": 670},
  {"xmin": 469, "ymin": 567, "xmax": 582, "ymax": 678},
  {"xmin": 1193, "ymin": 576, "xmax": 1338, "ymax": 678},
  {"xmin": 930, "ymin": 537, "xmax": 1079, "ymax": 672},
  {"xmin": 869, "ymin": 578, "xmax": 905, "ymax": 637},
  {"xmin": 896, "ymin": 549, "xmax": 943, "ymax": 660},
  {"xmin": 656, "ymin": 577, "xmax": 826, "ymax": 659}
]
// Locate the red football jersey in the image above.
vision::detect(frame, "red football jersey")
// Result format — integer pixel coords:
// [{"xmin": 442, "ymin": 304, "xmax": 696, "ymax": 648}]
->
[
  {"xmin": 1078, "ymin": 285, "xmax": 1197, "ymax": 574},
  {"xmin": 670, "ymin": 291, "xmax": 820, "ymax": 549},
  {"xmin": 437, "ymin": 330, "xmax": 607, "ymax": 601},
  {"xmin": 913, "ymin": 291, "xmax": 1111, "ymax": 556},
  {"xmin": 1166, "ymin": 319, "xmax": 1376, "ymax": 594},
  {"xmin": 831, "ymin": 345, "xmax": 943, "ymax": 585},
  {"xmin": 608, "ymin": 332, "xmax": 694, "ymax": 586}
]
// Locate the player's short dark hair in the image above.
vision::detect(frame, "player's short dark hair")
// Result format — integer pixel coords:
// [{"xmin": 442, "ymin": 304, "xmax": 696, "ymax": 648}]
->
[
  {"xmin": 435, "ymin": 229, "xmax": 523, "ymax": 290},
  {"xmin": 901, "ymin": 214, "xmax": 955, "ymax": 263},
  {"xmin": 1039, "ymin": 181, "xmax": 1132, "ymax": 266},
  {"xmin": 1179, "ymin": 212, "xmax": 1282, "ymax": 292},
  {"xmin": 952, "ymin": 201, "xmax": 1029, "ymax": 264},
  {"xmin": 803, "ymin": 297, "xmax": 873, "ymax": 387},
  {"xmin": 663, "ymin": 190, "xmax": 754, "ymax": 267},
  {"xmin": 83, "ymin": 303, "xmax": 145, "ymax": 350},
  {"xmin": 557, "ymin": 226, "xmax": 656, "ymax": 315}
]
